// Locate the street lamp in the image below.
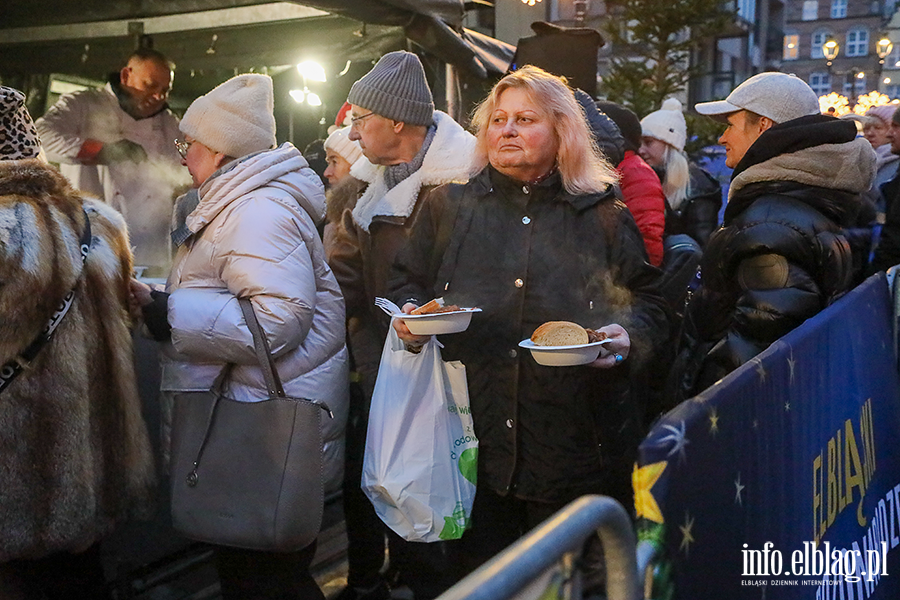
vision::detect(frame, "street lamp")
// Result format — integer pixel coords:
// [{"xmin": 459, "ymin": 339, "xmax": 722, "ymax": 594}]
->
[
  {"xmin": 852, "ymin": 70, "xmax": 865, "ymax": 104},
  {"xmin": 877, "ymin": 37, "xmax": 893, "ymax": 62},
  {"xmin": 822, "ymin": 39, "xmax": 839, "ymax": 95},
  {"xmin": 820, "ymin": 40, "xmax": 864, "ymax": 104},
  {"xmin": 823, "ymin": 39, "xmax": 839, "ymax": 71},
  {"xmin": 288, "ymin": 60, "xmax": 326, "ymax": 142},
  {"xmin": 877, "ymin": 37, "xmax": 894, "ymax": 90}
]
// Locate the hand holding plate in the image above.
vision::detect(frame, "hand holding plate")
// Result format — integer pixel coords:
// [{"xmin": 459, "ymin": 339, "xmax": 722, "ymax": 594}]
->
[{"xmin": 589, "ymin": 323, "xmax": 630, "ymax": 369}]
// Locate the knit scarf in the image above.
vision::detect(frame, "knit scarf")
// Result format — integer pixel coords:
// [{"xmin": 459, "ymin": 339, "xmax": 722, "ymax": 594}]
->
[{"xmin": 384, "ymin": 124, "xmax": 436, "ymax": 191}]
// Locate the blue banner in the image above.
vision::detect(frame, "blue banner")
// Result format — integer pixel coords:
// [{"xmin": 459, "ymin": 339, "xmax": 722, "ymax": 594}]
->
[{"xmin": 636, "ymin": 274, "xmax": 900, "ymax": 599}]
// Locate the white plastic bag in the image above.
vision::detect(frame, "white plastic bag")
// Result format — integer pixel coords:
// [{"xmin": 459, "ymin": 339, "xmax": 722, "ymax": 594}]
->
[{"xmin": 363, "ymin": 326, "xmax": 477, "ymax": 542}]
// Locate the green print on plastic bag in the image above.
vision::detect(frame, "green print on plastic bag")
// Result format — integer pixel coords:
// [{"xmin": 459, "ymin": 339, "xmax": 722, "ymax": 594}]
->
[
  {"xmin": 458, "ymin": 447, "xmax": 477, "ymax": 485},
  {"xmin": 438, "ymin": 502, "xmax": 471, "ymax": 540}
]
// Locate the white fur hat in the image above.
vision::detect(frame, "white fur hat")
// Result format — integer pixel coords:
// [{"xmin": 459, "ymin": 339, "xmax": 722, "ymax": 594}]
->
[
  {"xmin": 641, "ymin": 98, "xmax": 687, "ymax": 151},
  {"xmin": 324, "ymin": 127, "xmax": 363, "ymax": 166},
  {"xmin": 180, "ymin": 74, "xmax": 277, "ymax": 158}
]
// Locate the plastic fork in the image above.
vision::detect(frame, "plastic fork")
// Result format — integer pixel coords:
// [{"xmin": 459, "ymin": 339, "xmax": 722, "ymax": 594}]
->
[{"xmin": 374, "ymin": 297, "xmax": 402, "ymax": 316}]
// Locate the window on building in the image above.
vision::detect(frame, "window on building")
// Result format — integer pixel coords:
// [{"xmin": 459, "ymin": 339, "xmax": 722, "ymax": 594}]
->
[
  {"xmin": 846, "ymin": 29, "xmax": 869, "ymax": 57},
  {"xmin": 844, "ymin": 72, "xmax": 867, "ymax": 95},
  {"xmin": 889, "ymin": 43, "xmax": 900, "ymax": 69},
  {"xmin": 811, "ymin": 31, "xmax": 833, "ymax": 59},
  {"xmin": 784, "ymin": 34, "xmax": 799, "ymax": 60},
  {"xmin": 885, "ymin": 84, "xmax": 900, "ymax": 100},
  {"xmin": 737, "ymin": 0, "xmax": 756, "ymax": 21},
  {"xmin": 802, "ymin": 0, "xmax": 819, "ymax": 20},
  {"xmin": 830, "ymin": 0, "xmax": 847, "ymax": 17},
  {"xmin": 809, "ymin": 72, "xmax": 832, "ymax": 95}
]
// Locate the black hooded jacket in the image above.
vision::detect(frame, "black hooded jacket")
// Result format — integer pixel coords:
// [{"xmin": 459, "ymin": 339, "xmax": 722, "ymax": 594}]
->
[
  {"xmin": 663, "ymin": 164, "xmax": 722, "ymax": 248},
  {"xmin": 668, "ymin": 115, "xmax": 874, "ymax": 404}
]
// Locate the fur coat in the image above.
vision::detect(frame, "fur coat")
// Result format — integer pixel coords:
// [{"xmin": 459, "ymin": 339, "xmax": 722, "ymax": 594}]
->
[{"xmin": 0, "ymin": 159, "xmax": 155, "ymax": 561}]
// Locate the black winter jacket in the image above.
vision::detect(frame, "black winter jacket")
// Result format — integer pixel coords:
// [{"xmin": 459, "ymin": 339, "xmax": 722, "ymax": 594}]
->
[
  {"xmin": 389, "ymin": 166, "xmax": 670, "ymax": 504},
  {"xmin": 668, "ymin": 115, "xmax": 871, "ymax": 404},
  {"xmin": 871, "ymin": 173, "xmax": 900, "ymax": 273},
  {"xmin": 664, "ymin": 164, "xmax": 722, "ymax": 248}
]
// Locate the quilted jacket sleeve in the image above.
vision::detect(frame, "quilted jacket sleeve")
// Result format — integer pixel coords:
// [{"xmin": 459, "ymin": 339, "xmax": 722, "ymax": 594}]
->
[
  {"xmin": 617, "ymin": 154, "xmax": 666, "ymax": 266},
  {"xmin": 168, "ymin": 196, "xmax": 317, "ymax": 364},
  {"xmin": 694, "ymin": 205, "xmax": 849, "ymax": 372}
]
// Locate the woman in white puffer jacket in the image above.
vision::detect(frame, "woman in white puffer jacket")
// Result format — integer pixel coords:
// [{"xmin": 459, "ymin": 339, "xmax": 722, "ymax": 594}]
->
[{"xmin": 131, "ymin": 74, "xmax": 347, "ymax": 600}]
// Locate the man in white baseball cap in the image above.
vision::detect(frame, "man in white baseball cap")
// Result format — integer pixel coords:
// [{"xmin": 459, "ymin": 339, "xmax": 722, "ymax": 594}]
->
[
  {"xmin": 667, "ymin": 71, "xmax": 877, "ymax": 406},
  {"xmin": 695, "ymin": 71, "xmax": 821, "ymax": 168}
]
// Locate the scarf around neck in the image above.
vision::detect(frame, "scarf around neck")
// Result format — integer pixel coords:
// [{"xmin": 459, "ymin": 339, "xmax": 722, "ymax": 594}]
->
[{"xmin": 383, "ymin": 123, "xmax": 437, "ymax": 191}]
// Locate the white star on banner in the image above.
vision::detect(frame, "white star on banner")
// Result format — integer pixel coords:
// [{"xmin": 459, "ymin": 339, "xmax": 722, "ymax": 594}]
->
[
  {"xmin": 787, "ymin": 352, "xmax": 796, "ymax": 386},
  {"xmin": 660, "ymin": 421, "xmax": 690, "ymax": 462},
  {"xmin": 709, "ymin": 408, "xmax": 719, "ymax": 436},
  {"xmin": 679, "ymin": 511, "xmax": 695, "ymax": 557},
  {"xmin": 734, "ymin": 473, "xmax": 745, "ymax": 506}
]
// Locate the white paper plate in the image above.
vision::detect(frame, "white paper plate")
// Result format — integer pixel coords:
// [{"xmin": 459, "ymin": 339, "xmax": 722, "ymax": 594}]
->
[
  {"xmin": 518, "ymin": 338, "xmax": 614, "ymax": 366},
  {"xmin": 397, "ymin": 308, "xmax": 482, "ymax": 335}
]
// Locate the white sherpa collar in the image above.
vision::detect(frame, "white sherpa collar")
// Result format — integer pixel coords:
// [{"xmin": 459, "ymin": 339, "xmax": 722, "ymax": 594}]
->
[
  {"xmin": 729, "ymin": 137, "xmax": 876, "ymax": 201},
  {"xmin": 349, "ymin": 111, "xmax": 476, "ymax": 231}
]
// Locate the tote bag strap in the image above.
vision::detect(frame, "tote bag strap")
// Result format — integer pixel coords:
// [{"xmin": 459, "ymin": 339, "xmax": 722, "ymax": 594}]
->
[{"xmin": 237, "ymin": 297, "xmax": 285, "ymax": 399}]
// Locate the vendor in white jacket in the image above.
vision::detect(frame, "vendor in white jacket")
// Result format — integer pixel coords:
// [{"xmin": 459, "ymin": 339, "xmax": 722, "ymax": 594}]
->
[
  {"xmin": 129, "ymin": 73, "xmax": 347, "ymax": 600},
  {"xmin": 36, "ymin": 49, "xmax": 190, "ymax": 275}
]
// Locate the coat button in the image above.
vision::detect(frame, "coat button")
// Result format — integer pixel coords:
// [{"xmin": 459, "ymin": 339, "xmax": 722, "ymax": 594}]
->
[
  {"xmin": 509, "ymin": 349, "xmax": 517, "ymax": 358},
  {"xmin": 506, "ymin": 419, "xmax": 514, "ymax": 428},
  {"xmin": 522, "ymin": 216, "xmax": 531, "ymax": 225},
  {"xmin": 514, "ymin": 278, "xmax": 524, "ymax": 288},
  {"xmin": 522, "ymin": 186, "xmax": 530, "ymax": 194}
]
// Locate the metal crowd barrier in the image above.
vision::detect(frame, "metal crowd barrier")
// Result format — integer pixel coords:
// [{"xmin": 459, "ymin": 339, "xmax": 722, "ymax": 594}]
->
[{"xmin": 435, "ymin": 495, "xmax": 642, "ymax": 600}]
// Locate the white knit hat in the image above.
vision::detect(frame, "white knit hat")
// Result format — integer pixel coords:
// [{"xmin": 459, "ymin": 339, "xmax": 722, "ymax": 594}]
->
[
  {"xmin": 180, "ymin": 74, "xmax": 277, "ymax": 158},
  {"xmin": 865, "ymin": 104, "xmax": 899, "ymax": 126},
  {"xmin": 324, "ymin": 127, "xmax": 363, "ymax": 166},
  {"xmin": 641, "ymin": 98, "xmax": 687, "ymax": 151},
  {"xmin": 695, "ymin": 72, "xmax": 820, "ymax": 124}
]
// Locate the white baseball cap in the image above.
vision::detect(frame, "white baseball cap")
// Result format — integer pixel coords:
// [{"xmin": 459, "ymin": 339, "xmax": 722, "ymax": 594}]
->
[{"xmin": 695, "ymin": 72, "xmax": 820, "ymax": 124}]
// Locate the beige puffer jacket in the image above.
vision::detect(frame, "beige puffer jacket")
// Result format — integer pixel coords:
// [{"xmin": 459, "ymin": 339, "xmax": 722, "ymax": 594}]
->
[{"xmin": 160, "ymin": 143, "xmax": 349, "ymax": 490}]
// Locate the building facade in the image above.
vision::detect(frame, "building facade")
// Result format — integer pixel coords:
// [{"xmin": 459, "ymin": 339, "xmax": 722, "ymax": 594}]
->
[
  {"xmin": 780, "ymin": 0, "xmax": 896, "ymax": 100},
  {"xmin": 489, "ymin": 0, "xmax": 784, "ymax": 106}
]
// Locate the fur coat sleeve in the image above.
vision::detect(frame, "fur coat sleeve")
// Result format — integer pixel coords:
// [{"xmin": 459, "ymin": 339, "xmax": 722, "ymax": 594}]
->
[{"xmin": 0, "ymin": 159, "xmax": 155, "ymax": 561}]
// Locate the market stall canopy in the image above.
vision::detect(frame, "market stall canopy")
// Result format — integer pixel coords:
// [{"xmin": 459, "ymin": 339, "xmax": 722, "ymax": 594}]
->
[{"xmin": 0, "ymin": 0, "xmax": 512, "ymax": 81}]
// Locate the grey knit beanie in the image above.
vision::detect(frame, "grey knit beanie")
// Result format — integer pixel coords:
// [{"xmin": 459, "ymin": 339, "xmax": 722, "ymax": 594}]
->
[{"xmin": 347, "ymin": 51, "xmax": 434, "ymax": 126}]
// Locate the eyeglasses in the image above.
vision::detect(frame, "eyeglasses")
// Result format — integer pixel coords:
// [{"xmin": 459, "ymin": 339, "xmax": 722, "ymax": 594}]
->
[
  {"xmin": 349, "ymin": 112, "xmax": 375, "ymax": 128},
  {"xmin": 174, "ymin": 139, "xmax": 193, "ymax": 159}
]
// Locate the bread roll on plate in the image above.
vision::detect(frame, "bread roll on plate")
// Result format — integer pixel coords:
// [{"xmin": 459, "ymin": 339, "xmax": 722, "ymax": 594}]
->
[{"xmin": 531, "ymin": 321, "xmax": 589, "ymax": 346}]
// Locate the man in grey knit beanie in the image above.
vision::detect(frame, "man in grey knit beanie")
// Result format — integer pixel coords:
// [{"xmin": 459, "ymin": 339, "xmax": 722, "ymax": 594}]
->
[
  {"xmin": 347, "ymin": 50, "xmax": 434, "ymax": 129},
  {"xmin": 346, "ymin": 50, "xmax": 436, "ymax": 170},
  {"xmin": 329, "ymin": 49, "xmax": 475, "ymax": 600}
]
